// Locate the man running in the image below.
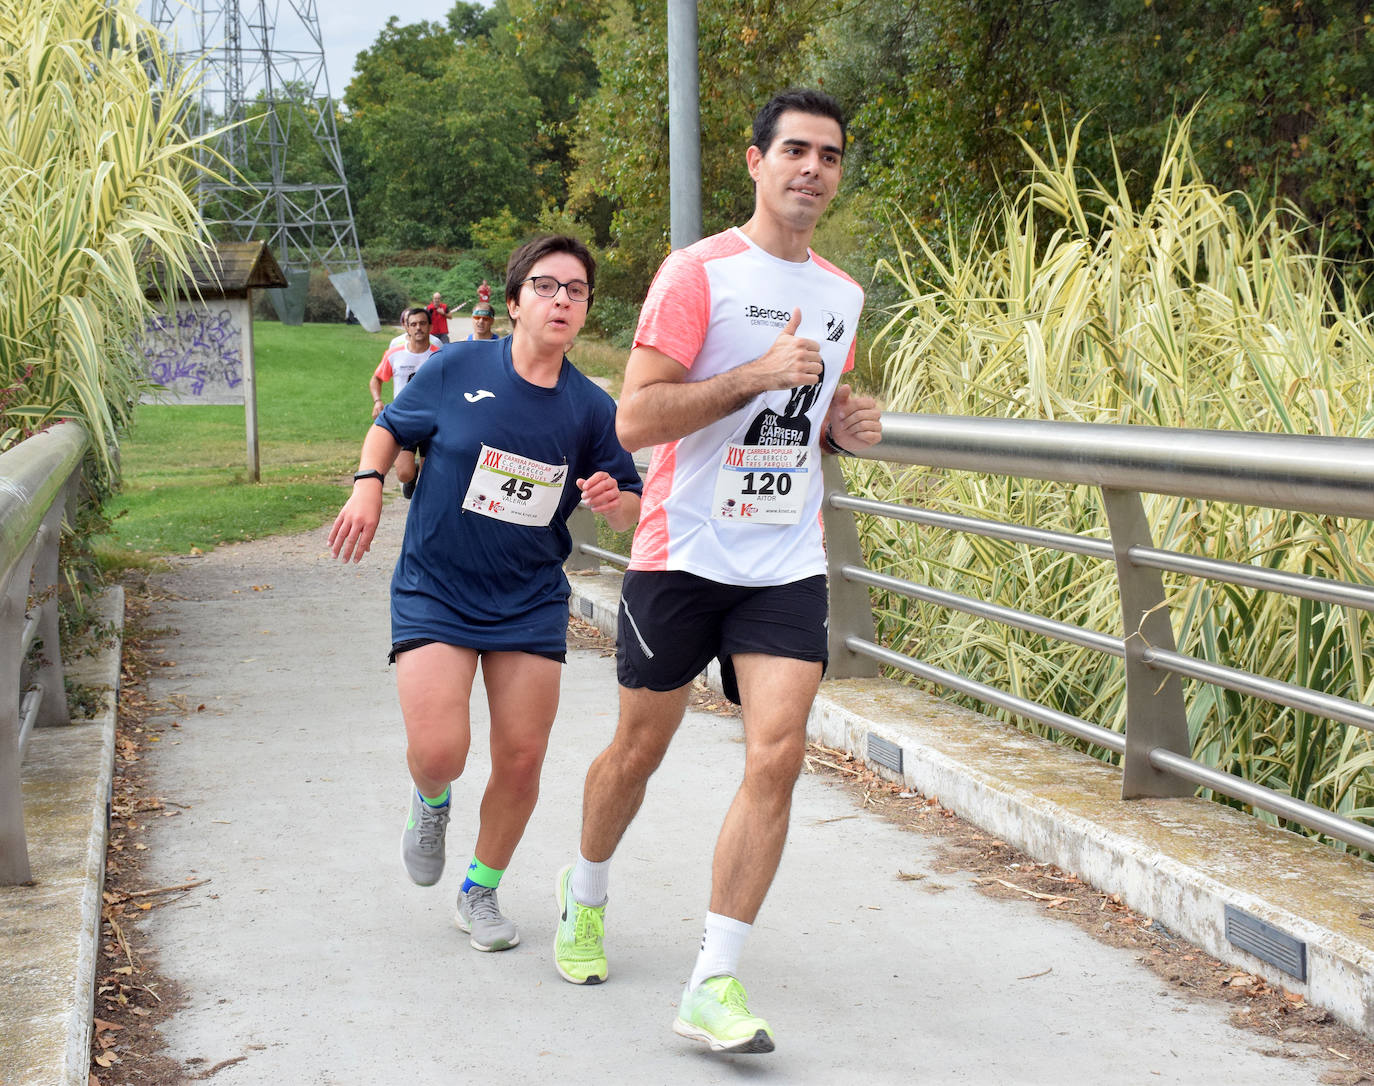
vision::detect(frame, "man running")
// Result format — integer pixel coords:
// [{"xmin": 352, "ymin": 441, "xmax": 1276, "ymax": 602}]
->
[
  {"xmin": 370, "ymin": 307, "xmax": 440, "ymax": 498},
  {"xmin": 553, "ymin": 88, "xmax": 882, "ymax": 1054}
]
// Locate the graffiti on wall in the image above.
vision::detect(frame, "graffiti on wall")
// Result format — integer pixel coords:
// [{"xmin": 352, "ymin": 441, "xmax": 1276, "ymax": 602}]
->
[{"xmin": 140, "ymin": 304, "xmax": 246, "ymax": 404}]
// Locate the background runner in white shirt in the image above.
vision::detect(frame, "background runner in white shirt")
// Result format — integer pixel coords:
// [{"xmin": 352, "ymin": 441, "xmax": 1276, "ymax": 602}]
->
[{"xmin": 370, "ymin": 306, "xmax": 441, "ymax": 495}]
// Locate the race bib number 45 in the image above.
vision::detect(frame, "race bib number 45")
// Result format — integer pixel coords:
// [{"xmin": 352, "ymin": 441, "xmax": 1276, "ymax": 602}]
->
[
  {"xmin": 462, "ymin": 444, "xmax": 567, "ymax": 526},
  {"xmin": 711, "ymin": 444, "xmax": 811, "ymax": 524}
]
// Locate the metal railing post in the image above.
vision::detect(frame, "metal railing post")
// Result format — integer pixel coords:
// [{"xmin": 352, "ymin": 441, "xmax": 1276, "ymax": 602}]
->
[
  {"xmin": 822, "ymin": 456, "xmax": 879, "ymax": 679},
  {"xmin": 565, "ymin": 504, "xmax": 599, "ymax": 572},
  {"xmin": 0, "ymin": 547, "xmax": 33, "ymax": 885},
  {"xmin": 29, "ymin": 488, "xmax": 72, "ymax": 728},
  {"xmin": 1101, "ymin": 487, "xmax": 1194, "ymax": 799},
  {"xmin": 0, "ymin": 422, "xmax": 89, "ymax": 884}
]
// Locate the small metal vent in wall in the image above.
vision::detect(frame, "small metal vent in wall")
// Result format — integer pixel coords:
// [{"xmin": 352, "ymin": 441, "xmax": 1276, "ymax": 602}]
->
[
  {"xmin": 580, "ymin": 598, "xmax": 594, "ymax": 619},
  {"xmin": 867, "ymin": 733, "xmax": 903, "ymax": 775},
  {"xmin": 1224, "ymin": 905, "xmax": 1307, "ymax": 982}
]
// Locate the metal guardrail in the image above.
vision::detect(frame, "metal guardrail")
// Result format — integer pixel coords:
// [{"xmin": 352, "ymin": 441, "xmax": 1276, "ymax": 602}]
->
[
  {"xmin": 0, "ymin": 422, "xmax": 88, "ymax": 885},
  {"xmin": 567, "ymin": 414, "xmax": 1374, "ymax": 854}
]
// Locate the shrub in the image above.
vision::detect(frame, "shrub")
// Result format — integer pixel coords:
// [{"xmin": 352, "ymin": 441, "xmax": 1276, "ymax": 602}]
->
[
  {"xmin": 367, "ymin": 272, "xmax": 410, "ymax": 327},
  {"xmin": 583, "ymin": 295, "xmax": 640, "ymax": 350}
]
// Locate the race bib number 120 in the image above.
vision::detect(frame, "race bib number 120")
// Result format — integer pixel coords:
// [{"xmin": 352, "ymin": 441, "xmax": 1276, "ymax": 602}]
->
[
  {"xmin": 462, "ymin": 444, "xmax": 567, "ymax": 526},
  {"xmin": 711, "ymin": 444, "xmax": 811, "ymax": 524}
]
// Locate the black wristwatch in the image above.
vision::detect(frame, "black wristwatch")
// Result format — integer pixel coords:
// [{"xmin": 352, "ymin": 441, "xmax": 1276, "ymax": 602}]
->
[{"xmin": 353, "ymin": 470, "xmax": 386, "ymax": 484}]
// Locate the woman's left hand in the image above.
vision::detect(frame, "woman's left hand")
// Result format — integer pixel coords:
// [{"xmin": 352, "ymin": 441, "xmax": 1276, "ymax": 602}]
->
[{"xmin": 577, "ymin": 470, "xmax": 621, "ymax": 516}]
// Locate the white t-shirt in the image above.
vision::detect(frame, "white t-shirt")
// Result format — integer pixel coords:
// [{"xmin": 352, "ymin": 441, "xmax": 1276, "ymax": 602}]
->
[
  {"xmin": 627, "ymin": 227, "xmax": 864, "ymax": 586},
  {"xmin": 374, "ymin": 342, "xmax": 440, "ymax": 395}
]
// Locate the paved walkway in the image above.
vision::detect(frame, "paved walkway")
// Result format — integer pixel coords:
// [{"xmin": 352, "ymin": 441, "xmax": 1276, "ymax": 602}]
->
[{"xmin": 116, "ymin": 505, "xmax": 1335, "ymax": 1085}]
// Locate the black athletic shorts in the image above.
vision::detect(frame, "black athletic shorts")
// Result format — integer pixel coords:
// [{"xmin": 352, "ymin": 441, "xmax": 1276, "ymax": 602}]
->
[{"xmin": 615, "ymin": 570, "xmax": 828, "ymax": 705}]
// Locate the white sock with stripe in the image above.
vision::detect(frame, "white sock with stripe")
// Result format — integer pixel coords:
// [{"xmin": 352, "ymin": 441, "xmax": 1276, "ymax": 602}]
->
[{"xmin": 688, "ymin": 911, "xmax": 751, "ymax": 992}]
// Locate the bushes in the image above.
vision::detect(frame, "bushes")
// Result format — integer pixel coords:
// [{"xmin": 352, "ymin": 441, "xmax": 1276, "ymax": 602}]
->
[
  {"xmin": 583, "ymin": 295, "xmax": 640, "ymax": 350},
  {"xmin": 366, "ymin": 273, "xmax": 411, "ymax": 326}
]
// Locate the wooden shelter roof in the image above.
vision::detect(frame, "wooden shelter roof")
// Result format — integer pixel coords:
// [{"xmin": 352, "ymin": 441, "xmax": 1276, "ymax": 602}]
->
[{"xmin": 146, "ymin": 241, "xmax": 288, "ymax": 298}]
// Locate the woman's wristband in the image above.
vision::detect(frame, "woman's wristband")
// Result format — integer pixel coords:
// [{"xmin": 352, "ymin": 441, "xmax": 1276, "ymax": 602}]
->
[{"xmin": 824, "ymin": 424, "xmax": 851, "ymax": 456}]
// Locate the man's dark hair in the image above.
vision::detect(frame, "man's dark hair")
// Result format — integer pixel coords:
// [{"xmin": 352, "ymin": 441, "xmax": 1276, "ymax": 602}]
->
[
  {"xmin": 401, "ymin": 306, "xmax": 430, "ymax": 325},
  {"xmin": 504, "ymin": 234, "xmax": 596, "ymax": 318},
  {"xmin": 751, "ymin": 88, "xmax": 847, "ymax": 155}
]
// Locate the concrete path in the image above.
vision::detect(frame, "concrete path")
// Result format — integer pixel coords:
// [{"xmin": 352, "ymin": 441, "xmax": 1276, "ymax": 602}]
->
[{"xmin": 128, "ymin": 507, "xmax": 1328, "ymax": 1085}]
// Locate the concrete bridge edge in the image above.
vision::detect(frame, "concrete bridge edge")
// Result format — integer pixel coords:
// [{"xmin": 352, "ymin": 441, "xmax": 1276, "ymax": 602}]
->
[{"xmin": 1, "ymin": 585, "xmax": 122, "ymax": 1086}]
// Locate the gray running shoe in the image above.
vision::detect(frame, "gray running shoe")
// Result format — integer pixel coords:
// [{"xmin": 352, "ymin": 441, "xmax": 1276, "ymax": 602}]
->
[
  {"xmin": 456, "ymin": 885, "xmax": 520, "ymax": 951},
  {"xmin": 399, "ymin": 790, "xmax": 449, "ymax": 886}
]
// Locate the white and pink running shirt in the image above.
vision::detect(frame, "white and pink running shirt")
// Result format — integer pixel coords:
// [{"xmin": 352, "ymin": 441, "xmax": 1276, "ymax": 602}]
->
[
  {"xmin": 374, "ymin": 342, "xmax": 441, "ymax": 397},
  {"xmin": 627, "ymin": 227, "xmax": 864, "ymax": 587}
]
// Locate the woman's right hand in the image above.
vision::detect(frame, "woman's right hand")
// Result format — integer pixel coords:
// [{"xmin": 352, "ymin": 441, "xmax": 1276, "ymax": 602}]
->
[{"xmin": 329, "ymin": 482, "xmax": 385, "ymax": 563}]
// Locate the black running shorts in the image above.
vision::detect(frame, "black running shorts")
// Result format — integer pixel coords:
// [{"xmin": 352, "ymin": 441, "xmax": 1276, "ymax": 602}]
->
[{"xmin": 615, "ymin": 570, "xmax": 828, "ymax": 704}]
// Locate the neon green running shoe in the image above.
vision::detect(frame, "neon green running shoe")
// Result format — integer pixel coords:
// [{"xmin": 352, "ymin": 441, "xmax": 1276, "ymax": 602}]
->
[
  {"xmin": 553, "ymin": 863, "xmax": 607, "ymax": 985},
  {"xmin": 673, "ymin": 975, "xmax": 775, "ymax": 1054}
]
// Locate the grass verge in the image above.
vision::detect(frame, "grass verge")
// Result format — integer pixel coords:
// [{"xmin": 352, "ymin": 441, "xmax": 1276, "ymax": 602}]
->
[{"xmin": 95, "ymin": 321, "xmax": 632, "ymax": 568}]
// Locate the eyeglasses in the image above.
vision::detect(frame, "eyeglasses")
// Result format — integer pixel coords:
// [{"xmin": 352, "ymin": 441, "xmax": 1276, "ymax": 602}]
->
[{"xmin": 522, "ymin": 276, "xmax": 592, "ymax": 303}]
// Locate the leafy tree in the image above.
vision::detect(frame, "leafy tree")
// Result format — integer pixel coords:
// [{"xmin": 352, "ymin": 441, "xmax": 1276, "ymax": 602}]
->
[
  {"xmin": 807, "ymin": 0, "xmax": 1374, "ymax": 283},
  {"xmin": 339, "ymin": 0, "xmax": 606, "ymax": 249},
  {"xmin": 345, "ymin": 38, "xmax": 542, "ymax": 248},
  {"xmin": 496, "ymin": 0, "xmax": 610, "ymax": 206},
  {"xmin": 1065, "ymin": 0, "xmax": 1374, "ymax": 278},
  {"xmin": 447, "ymin": 0, "xmax": 501, "ymax": 40},
  {"xmin": 345, "ymin": 16, "xmax": 458, "ymax": 117},
  {"xmin": 566, "ymin": 0, "xmax": 818, "ymax": 300}
]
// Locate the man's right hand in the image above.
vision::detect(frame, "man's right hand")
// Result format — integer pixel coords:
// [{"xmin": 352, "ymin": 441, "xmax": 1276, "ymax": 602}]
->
[{"xmin": 744, "ymin": 308, "xmax": 823, "ymax": 391}]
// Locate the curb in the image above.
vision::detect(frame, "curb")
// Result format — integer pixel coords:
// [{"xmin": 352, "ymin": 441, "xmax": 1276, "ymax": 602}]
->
[
  {"xmin": 0, "ymin": 586, "xmax": 123, "ymax": 1086},
  {"xmin": 567, "ymin": 566, "xmax": 1374, "ymax": 1037}
]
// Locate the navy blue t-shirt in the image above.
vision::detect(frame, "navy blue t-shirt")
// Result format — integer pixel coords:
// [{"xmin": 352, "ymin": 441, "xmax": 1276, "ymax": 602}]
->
[{"xmin": 375, "ymin": 337, "xmax": 640, "ymax": 654}]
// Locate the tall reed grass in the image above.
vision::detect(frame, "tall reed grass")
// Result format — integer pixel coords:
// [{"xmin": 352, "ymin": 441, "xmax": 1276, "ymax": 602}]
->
[
  {"xmin": 860, "ymin": 116, "xmax": 1374, "ymax": 838},
  {"xmin": 0, "ymin": 0, "xmax": 215, "ymax": 481}
]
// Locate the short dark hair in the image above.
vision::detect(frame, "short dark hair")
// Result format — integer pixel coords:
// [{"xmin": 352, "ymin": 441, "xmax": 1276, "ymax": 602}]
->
[
  {"xmin": 504, "ymin": 234, "xmax": 596, "ymax": 317},
  {"xmin": 402, "ymin": 307, "xmax": 430, "ymax": 325},
  {"xmin": 751, "ymin": 88, "xmax": 847, "ymax": 156}
]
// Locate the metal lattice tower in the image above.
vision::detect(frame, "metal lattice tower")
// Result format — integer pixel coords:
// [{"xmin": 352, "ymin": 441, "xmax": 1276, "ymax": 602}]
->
[{"xmin": 148, "ymin": 0, "xmax": 380, "ymax": 331}]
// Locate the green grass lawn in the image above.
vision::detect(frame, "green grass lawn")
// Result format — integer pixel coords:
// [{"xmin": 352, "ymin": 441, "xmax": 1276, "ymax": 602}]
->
[
  {"xmin": 95, "ymin": 320, "xmax": 631, "ymax": 567},
  {"xmin": 96, "ymin": 321, "xmax": 395, "ymax": 565}
]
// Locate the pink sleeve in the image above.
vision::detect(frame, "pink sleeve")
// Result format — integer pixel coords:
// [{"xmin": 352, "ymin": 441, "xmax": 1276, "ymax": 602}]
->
[
  {"xmin": 374, "ymin": 354, "xmax": 393, "ymax": 381},
  {"xmin": 633, "ymin": 250, "xmax": 711, "ymax": 370},
  {"xmin": 842, "ymin": 338, "xmax": 856, "ymax": 375}
]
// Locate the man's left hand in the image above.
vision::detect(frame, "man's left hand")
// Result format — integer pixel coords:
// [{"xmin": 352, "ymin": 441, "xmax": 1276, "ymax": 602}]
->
[{"xmin": 824, "ymin": 384, "xmax": 882, "ymax": 454}]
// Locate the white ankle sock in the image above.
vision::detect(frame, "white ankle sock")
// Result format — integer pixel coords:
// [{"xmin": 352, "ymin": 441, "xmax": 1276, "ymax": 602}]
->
[
  {"xmin": 688, "ymin": 911, "xmax": 751, "ymax": 992},
  {"xmin": 570, "ymin": 852, "xmax": 610, "ymax": 907}
]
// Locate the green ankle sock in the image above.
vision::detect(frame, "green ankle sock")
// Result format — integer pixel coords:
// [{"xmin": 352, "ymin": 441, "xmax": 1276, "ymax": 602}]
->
[{"xmin": 463, "ymin": 857, "xmax": 503, "ymax": 891}]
